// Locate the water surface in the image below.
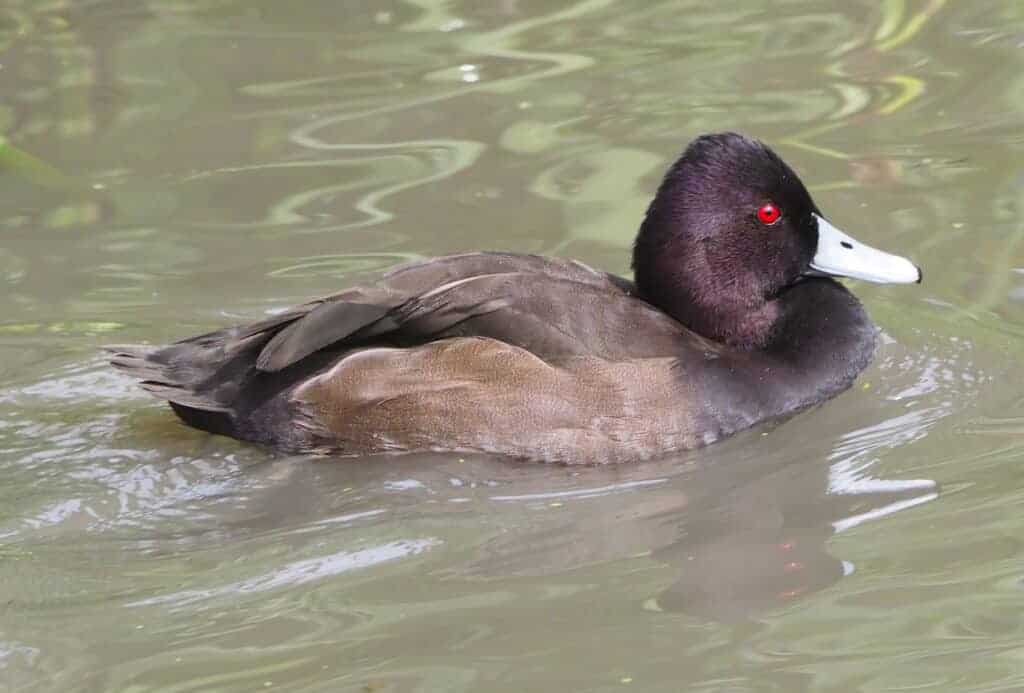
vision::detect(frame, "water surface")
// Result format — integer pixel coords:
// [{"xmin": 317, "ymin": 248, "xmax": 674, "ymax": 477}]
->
[{"xmin": 3, "ymin": 1, "xmax": 1024, "ymax": 691}]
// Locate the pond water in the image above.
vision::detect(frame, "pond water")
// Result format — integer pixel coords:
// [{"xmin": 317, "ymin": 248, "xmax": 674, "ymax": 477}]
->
[{"xmin": 3, "ymin": 1, "xmax": 1024, "ymax": 691}]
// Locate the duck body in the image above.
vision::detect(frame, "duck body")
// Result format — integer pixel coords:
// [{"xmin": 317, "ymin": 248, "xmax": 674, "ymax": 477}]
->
[
  {"xmin": 110, "ymin": 252, "xmax": 874, "ymax": 464},
  {"xmin": 111, "ymin": 133, "xmax": 918, "ymax": 464}
]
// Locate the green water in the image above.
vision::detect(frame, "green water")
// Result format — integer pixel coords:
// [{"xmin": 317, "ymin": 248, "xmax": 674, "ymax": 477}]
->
[{"xmin": 3, "ymin": 1, "xmax": 1024, "ymax": 691}]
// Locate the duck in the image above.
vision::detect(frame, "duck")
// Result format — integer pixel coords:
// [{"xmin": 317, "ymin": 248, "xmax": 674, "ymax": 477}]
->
[{"xmin": 109, "ymin": 132, "xmax": 921, "ymax": 464}]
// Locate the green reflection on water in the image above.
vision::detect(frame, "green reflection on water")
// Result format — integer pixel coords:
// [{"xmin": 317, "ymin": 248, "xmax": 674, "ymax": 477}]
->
[{"xmin": 1, "ymin": 0, "xmax": 1024, "ymax": 692}]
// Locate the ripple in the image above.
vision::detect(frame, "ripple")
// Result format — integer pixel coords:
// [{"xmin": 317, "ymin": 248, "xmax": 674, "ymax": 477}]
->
[
  {"xmin": 266, "ymin": 252, "xmax": 422, "ymax": 280},
  {"xmin": 127, "ymin": 538, "xmax": 441, "ymax": 610},
  {"xmin": 178, "ymin": 148, "xmax": 484, "ymax": 233}
]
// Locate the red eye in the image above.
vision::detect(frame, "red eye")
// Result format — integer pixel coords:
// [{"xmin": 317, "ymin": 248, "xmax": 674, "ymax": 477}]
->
[{"xmin": 757, "ymin": 203, "xmax": 781, "ymax": 225}]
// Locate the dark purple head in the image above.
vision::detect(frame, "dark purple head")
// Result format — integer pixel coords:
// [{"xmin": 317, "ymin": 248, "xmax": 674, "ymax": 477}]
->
[{"xmin": 632, "ymin": 133, "xmax": 920, "ymax": 348}]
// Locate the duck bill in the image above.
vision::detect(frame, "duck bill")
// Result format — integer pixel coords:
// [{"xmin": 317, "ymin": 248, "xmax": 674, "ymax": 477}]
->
[{"xmin": 809, "ymin": 214, "xmax": 921, "ymax": 284}]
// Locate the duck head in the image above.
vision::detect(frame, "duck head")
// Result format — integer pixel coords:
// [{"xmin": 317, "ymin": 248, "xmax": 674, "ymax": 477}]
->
[{"xmin": 632, "ymin": 132, "xmax": 920, "ymax": 348}]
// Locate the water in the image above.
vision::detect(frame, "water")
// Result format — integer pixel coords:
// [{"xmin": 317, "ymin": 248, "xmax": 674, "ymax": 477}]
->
[{"xmin": 2, "ymin": 1, "xmax": 1024, "ymax": 690}]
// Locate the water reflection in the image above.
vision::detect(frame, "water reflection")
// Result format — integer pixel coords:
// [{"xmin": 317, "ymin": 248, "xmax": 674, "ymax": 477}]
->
[
  {"xmin": 650, "ymin": 457, "xmax": 936, "ymax": 622},
  {"xmin": 450, "ymin": 428, "xmax": 938, "ymax": 623},
  {"xmin": 3, "ymin": 0, "xmax": 1024, "ymax": 689},
  {"xmin": 128, "ymin": 538, "xmax": 441, "ymax": 610}
]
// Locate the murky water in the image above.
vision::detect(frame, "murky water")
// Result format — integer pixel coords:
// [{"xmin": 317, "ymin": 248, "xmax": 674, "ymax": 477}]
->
[{"xmin": 3, "ymin": 1, "xmax": 1024, "ymax": 691}]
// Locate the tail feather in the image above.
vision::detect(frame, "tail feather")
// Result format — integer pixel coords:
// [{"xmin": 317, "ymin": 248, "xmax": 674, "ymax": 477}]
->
[
  {"xmin": 106, "ymin": 324, "xmax": 276, "ymax": 416},
  {"xmin": 107, "ymin": 344, "xmax": 230, "ymax": 413},
  {"xmin": 138, "ymin": 382, "xmax": 231, "ymax": 412},
  {"xmin": 107, "ymin": 346, "xmax": 170, "ymax": 384},
  {"xmin": 106, "ymin": 310, "xmax": 328, "ymax": 448}
]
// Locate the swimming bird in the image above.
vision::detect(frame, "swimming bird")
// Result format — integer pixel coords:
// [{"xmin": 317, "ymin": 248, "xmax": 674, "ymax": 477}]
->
[{"xmin": 110, "ymin": 132, "xmax": 921, "ymax": 464}]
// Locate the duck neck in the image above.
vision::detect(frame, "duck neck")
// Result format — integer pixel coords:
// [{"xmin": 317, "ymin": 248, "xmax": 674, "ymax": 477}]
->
[
  {"xmin": 632, "ymin": 248, "xmax": 784, "ymax": 350},
  {"xmin": 764, "ymin": 278, "xmax": 877, "ymax": 394},
  {"xmin": 634, "ymin": 264, "xmax": 876, "ymax": 397}
]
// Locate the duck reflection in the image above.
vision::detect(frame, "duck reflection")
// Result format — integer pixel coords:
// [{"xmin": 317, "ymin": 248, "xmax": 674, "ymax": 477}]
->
[
  {"xmin": 646, "ymin": 453, "xmax": 935, "ymax": 621},
  {"xmin": 456, "ymin": 427, "xmax": 937, "ymax": 623}
]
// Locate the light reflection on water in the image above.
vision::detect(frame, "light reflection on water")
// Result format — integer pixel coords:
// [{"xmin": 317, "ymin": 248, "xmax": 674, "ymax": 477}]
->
[
  {"xmin": 127, "ymin": 538, "xmax": 442, "ymax": 610},
  {"xmin": 2, "ymin": 0, "xmax": 1024, "ymax": 691}
]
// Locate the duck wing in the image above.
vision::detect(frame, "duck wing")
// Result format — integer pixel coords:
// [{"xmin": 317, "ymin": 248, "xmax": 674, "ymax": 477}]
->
[
  {"xmin": 109, "ymin": 252, "xmax": 714, "ymax": 417},
  {"xmin": 256, "ymin": 253, "xmax": 710, "ymax": 372},
  {"xmin": 249, "ymin": 251, "xmax": 642, "ymax": 371}
]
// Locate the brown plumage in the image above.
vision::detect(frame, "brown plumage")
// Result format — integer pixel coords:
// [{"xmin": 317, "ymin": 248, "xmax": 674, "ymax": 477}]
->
[
  {"xmin": 109, "ymin": 133, "xmax": 920, "ymax": 464},
  {"xmin": 110, "ymin": 252, "xmax": 724, "ymax": 463}
]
